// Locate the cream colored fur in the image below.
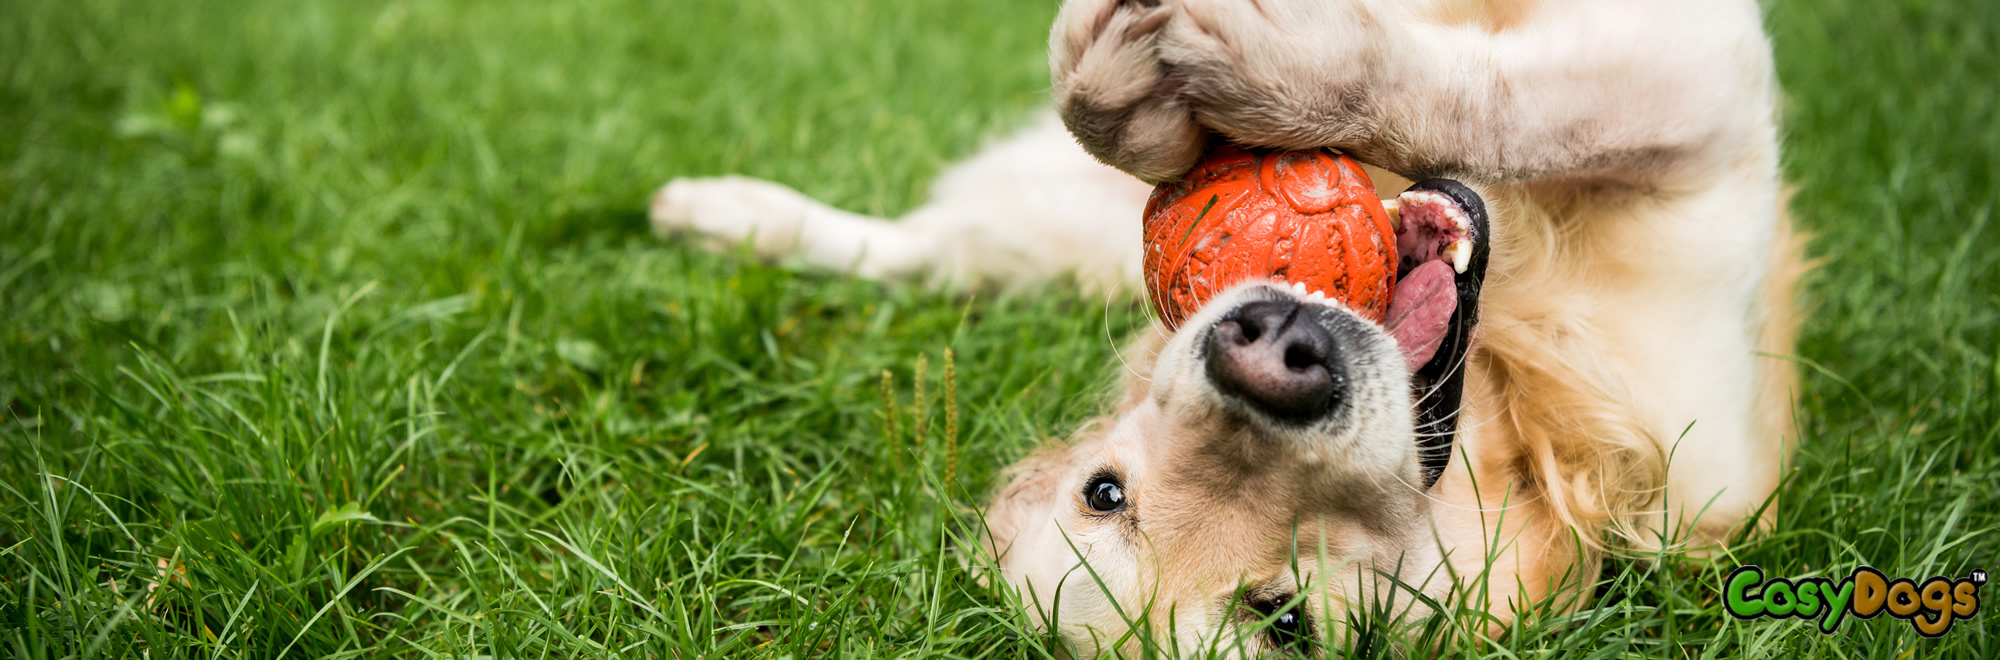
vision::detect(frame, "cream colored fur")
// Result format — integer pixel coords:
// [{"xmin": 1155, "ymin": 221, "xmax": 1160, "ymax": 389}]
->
[{"xmin": 651, "ymin": 0, "xmax": 1803, "ymax": 653}]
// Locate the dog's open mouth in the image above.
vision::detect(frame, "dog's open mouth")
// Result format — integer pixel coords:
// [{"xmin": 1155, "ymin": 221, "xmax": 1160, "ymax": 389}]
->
[
  {"xmin": 1391, "ymin": 189, "xmax": 1476, "ymax": 276},
  {"xmin": 1381, "ymin": 180, "xmax": 1488, "ymax": 374},
  {"xmin": 1208, "ymin": 178, "xmax": 1487, "ymax": 488},
  {"xmin": 1386, "ymin": 179, "xmax": 1490, "ymax": 487}
]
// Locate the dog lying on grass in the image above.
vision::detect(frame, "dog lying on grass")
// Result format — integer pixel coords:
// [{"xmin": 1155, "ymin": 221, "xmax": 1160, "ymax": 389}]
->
[{"xmin": 653, "ymin": 0, "xmax": 1805, "ymax": 653}]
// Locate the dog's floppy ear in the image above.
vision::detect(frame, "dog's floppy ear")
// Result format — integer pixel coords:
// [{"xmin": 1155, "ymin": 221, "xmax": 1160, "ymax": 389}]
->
[
  {"xmin": 1403, "ymin": 178, "xmax": 1491, "ymax": 488},
  {"xmin": 981, "ymin": 321, "xmax": 1175, "ymax": 563},
  {"xmin": 981, "ymin": 442, "xmax": 1078, "ymax": 568}
]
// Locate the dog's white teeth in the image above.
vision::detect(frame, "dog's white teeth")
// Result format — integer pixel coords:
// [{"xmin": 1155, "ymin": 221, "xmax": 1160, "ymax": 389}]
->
[
  {"xmin": 1445, "ymin": 239, "xmax": 1472, "ymax": 273},
  {"xmin": 1309, "ymin": 290, "xmax": 1327, "ymax": 302},
  {"xmin": 1292, "ymin": 282, "xmax": 1308, "ymax": 295},
  {"xmin": 1401, "ymin": 190, "xmax": 1444, "ymax": 206},
  {"xmin": 1382, "ymin": 198, "xmax": 1403, "ymax": 231}
]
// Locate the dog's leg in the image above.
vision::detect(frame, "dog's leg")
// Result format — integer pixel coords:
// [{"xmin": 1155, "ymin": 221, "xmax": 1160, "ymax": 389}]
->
[
  {"xmin": 1055, "ymin": 0, "xmax": 1777, "ymax": 186},
  {"xmin": 651, "ymin": 176, "xmax": 934, "ymax": 280},
  {"xmin": 1049, "ymin": 0, "xmax": 1205, "ymax": 183},
  {"xmin": 654, "ymin": 113, "xmax": 1153, "ymax": 290}
]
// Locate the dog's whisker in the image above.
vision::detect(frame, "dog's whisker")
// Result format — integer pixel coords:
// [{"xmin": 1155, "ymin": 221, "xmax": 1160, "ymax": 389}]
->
[
  {"xmin": 1410, "ymin": 395, "xmax": 1490, "ymax": 434},
  {"xmin": 1133, "ymin": 277, "xmax": 1173, "ymax": 341},
  {"xmin": 1411, "ymin": 422, "xmax": 1479, "ymax": 439},
  {"xmin": 1364, "ymin": 461, "xmax": 1544, "ymax": 514},
  {"xmin": 1104, "ymin": 280, "xmax": 1153, "ymax": 382},
  {"xmin": 1409, "ymin": 402, "xmax": 1499, "ymax": 440},
  {"xmin": 1411, "ymin": 318, "xmax": 1477, "ymax": 402}
]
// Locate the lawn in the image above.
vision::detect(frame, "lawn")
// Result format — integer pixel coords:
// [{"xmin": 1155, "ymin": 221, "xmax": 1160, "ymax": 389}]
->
[{"xmin": 1, "ymin": 0, "xmax": 1994, "ymax": 657}]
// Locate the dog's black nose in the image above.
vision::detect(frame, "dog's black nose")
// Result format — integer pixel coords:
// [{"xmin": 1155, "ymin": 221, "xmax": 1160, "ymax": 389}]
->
[{"xmin": 1206, "ymin": 300, "xmax": 1344, "ymax": 423}]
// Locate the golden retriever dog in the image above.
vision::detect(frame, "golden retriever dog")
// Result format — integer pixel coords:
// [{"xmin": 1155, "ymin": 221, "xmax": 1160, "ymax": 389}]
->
[{"xmin": 653, "ymin": 0, "xmax": 1805, "ymax": 653}]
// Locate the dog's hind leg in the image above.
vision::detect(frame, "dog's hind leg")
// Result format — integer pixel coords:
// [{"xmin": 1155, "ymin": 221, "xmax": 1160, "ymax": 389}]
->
[
  {"xmin": 651, "ymin": 175, "xmax": 935, "ymax": 281},
  {"xmin": 653, "ymin": 112, "xmax": 1153, "ymax": 291}
]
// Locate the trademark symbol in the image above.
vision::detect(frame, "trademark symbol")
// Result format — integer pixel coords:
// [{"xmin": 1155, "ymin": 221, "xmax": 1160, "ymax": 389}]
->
[{"xmin": 1973, "ymin": 569, "xmax": 1988, "ymax": 585}]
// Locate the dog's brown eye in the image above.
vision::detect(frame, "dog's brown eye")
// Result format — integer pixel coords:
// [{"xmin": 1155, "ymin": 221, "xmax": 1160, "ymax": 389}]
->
[
  {"xmin": 1084, "ymin": 474, "xmax": 1126, "ymax": 513},
  {"xmin": 1269, "ymin": 608, "xmax": 1306, "ymax": 650},
  {"xmin": 1253, "ymin": 598, "xmax": 1312, "ymax": 653}
]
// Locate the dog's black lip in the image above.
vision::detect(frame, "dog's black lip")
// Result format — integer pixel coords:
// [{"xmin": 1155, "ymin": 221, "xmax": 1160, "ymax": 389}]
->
[{"xmin": 1398, "ymin": 178, "xmax": 1491, "ymax": 489}]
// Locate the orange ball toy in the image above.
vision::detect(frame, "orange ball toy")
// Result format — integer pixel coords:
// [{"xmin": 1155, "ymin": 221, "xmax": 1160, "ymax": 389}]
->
[{"xmin": 1143, "ymin": 145, "xmax": 1398, "ymax": 330}]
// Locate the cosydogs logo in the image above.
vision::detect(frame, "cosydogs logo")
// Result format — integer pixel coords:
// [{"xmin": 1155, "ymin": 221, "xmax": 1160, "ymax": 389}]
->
[{"xmin": 1724, "ymin": 565, "xmax": 1987, "ymax": 636}]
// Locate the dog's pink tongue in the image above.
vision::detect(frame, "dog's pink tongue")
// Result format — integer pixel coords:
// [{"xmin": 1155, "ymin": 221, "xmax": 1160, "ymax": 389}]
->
[{"xmin": 1386, "ymin": 261, "xmax": 1458, "ymax": 373}]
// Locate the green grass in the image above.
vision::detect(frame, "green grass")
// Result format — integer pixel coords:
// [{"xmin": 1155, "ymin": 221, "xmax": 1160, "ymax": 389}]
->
[{"xmin": 0, "ymin": 0, "xmax": 1993, "ymax": 656}]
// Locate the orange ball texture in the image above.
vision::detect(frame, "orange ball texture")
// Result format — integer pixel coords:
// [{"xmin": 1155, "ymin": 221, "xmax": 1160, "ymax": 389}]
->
[{"xmin": 1143, "ymin": 145, "xmax": 1398, "ymax": 330}]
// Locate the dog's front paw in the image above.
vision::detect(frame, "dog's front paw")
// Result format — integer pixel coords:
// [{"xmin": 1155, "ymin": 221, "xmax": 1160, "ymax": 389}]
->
[
  {"xmin": 1154, "ymin": 0, "xmax": 1380, "ymax": 153},
  {"xmin": 1051, "ymin": 0, "xmax": 1205, "ymax": 183}
]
